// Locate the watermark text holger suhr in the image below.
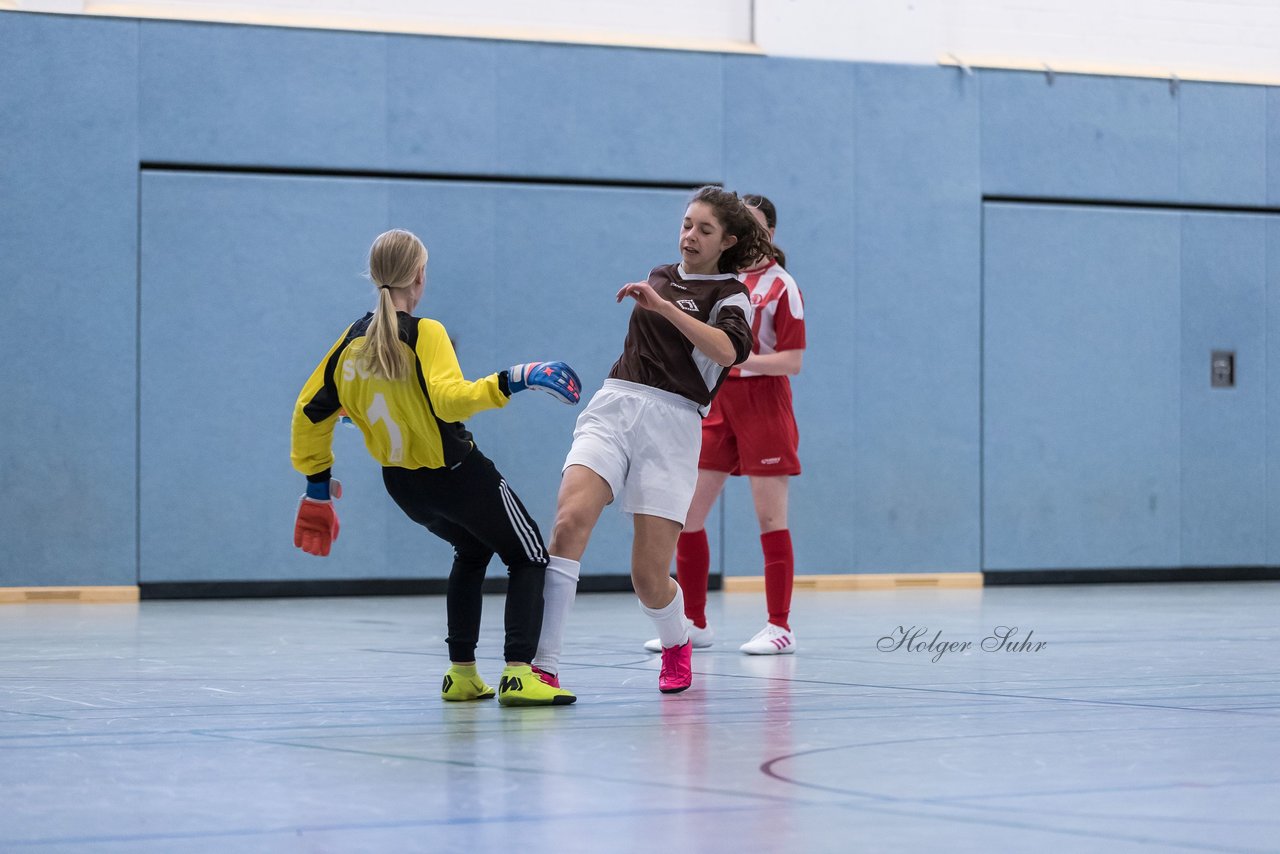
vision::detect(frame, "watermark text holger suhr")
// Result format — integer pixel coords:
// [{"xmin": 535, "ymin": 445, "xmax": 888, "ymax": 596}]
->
[{"xmin": 878, "ymin": 626, "xmax": 1047, "ymax": 663}]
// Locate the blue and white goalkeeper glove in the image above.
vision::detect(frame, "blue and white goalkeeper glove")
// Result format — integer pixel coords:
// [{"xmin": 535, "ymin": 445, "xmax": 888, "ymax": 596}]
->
[{"xmin": 506, "ymin": 361, "xmax": 582, "ymax": 405}]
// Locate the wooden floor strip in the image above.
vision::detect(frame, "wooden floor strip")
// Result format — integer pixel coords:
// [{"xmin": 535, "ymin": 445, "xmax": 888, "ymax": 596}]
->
[
  {"xmin": 0, "ymin": 586, "xmax": 141, "ymax": 604},
  {"xmin": 723, "ymin": 573, "xmax": 983, "ymax": 592}
]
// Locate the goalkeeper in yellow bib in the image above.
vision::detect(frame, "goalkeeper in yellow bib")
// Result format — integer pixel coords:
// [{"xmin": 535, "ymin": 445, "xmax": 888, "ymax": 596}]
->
[{"xmin": 290, "ymin": 228, "xmax": 579, "ymax": 707}]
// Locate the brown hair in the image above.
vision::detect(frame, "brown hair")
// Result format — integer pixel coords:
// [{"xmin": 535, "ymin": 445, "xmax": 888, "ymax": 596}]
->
[
  {"xmin": 689, "ymin": 186, "xmax": 776, "ymax": 274},
  {"xmin": 744, "ymin": 194, "xmax": 786, "ymax": 267},
  {"xmin": 356, "ymin": 229, "xmax": 427, "ymax": 381}
]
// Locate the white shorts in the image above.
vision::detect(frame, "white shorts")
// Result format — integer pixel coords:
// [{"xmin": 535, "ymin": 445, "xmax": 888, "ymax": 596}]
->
[{"xmin": 563, "ymin": 379, "xmax": 702, "ymax": 524}]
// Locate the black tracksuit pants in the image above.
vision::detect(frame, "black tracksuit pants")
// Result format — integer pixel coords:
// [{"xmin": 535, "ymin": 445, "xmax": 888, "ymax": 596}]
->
[{"xmin": 382, "ymin": 447, "xmax": 548, "ymax": 664}]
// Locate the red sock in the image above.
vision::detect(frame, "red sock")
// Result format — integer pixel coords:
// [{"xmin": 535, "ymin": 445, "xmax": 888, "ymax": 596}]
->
[
  {"xmin": 675, "ymin": 529, "xmax": 710, "ymax": 628},
  {"xmin": 761, "ymin": 529, "xmax": 793, "ymax": 630}
]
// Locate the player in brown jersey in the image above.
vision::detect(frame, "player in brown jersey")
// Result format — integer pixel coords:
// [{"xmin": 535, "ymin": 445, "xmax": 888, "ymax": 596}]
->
[
  {"xmin": 530, "ymin": 187, "xmax": 775, "ymax": 694},
  {"xmin": 291, "ymin": 229, "xmax": 581, "ymax": 707},
  {"xmin": 644, "ymin": 195, "xmax": 806, "ymax": 657}
]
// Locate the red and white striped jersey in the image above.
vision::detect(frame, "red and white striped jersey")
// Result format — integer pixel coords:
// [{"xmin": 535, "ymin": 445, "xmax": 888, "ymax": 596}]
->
[{"xmin": 732, "ymin": 260, "xmax": 806, "ymax": 378}]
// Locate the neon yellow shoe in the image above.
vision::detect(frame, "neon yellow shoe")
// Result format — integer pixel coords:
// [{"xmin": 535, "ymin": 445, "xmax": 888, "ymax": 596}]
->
[
  {"xmin": 497, "ymin": 665, "xmax": 576, "ymax": 707},
  {"xmin": 441, "ymin": 664, "xmax": 496, "ymax": 702}
]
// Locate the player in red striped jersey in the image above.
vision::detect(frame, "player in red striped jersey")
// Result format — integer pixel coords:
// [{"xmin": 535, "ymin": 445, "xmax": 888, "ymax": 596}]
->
[{"xmin": 643, "ymin": 195, "xmax": 805, "ymax": 656}]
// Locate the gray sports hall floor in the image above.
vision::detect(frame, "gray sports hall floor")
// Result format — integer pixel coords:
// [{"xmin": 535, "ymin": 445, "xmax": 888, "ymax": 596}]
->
[{"xmin": 3, "ymin": 582, "xmax": 1278, "ymax": 853}]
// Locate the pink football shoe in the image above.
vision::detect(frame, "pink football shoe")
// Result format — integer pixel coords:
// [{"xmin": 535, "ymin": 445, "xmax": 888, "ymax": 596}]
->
[{"xmin": 659, "ymin": 641, "xmax": 692, "ymax": 694}]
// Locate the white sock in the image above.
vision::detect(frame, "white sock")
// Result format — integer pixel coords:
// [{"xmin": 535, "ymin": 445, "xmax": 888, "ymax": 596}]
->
[
  {"xmin": 532, "ymin": 555, "xmax": 580, "ymax": 676},
  {"xmin": 640, "ymin": 583, "xmax": 690, "ymax": 649}
]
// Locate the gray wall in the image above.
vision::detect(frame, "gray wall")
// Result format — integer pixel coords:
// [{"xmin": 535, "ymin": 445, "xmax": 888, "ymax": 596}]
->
[{"xmin": 2, "ymin": 11, "xmax": 1278, "ymax": 586}]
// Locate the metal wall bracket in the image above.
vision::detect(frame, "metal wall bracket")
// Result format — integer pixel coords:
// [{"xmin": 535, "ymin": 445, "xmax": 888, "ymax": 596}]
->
[{"xmin": 1211, "ymin": 350, "xmax": 1235, "ymax": 388}]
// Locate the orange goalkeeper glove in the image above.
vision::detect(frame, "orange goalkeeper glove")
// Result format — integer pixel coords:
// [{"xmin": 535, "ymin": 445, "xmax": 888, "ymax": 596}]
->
[{"xmin": 294, "ymin": 479, "xmax": 342, "ymax": 556}]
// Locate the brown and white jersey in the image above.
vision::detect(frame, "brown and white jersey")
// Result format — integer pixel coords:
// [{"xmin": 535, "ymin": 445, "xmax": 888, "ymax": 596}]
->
[
  {"xmin": 608, "ymin": 263, "xmax": 753, "ymax": 415},
  {"xmin": 732, "ymin": 260, "xmax": 806, "ymax": 378}
]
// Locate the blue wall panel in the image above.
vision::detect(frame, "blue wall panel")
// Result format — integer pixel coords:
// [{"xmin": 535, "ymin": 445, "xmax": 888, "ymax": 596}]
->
[
  {"xmin": 0, "ymin": 13, "xmax": 139, "ymax": 586},
  {"xmin": 387, "ymin": 37, "xmax": 500, "ymax": 175},
  {"xmin": 1179, "ymin": 214, "xmax": 1268, "ymax": 566},
  {"xmin": 1178, "ymin": 83, "xmax": 1267, "ymax": 205},
  {"xmin": 142, "ymin": 21, "xmax": 723, "ymax": 183},
  {"xmin": 140, "ymin": 22, "xmax": 390, "ymax": 168},
  {"xmin": 394, "ymin": 38, "xmax": 724, "ymax": 182},
  {"xmin": 849, "ymin": 64, "xmax": 982, "ymax": 572},
  {"xmin": 983, "ymin": 204, "xmax": 1183, "ymax": 570},
  {"xmin": 139, "ymin": 172, "xmax": 688, "ymax": 582},
  {"xmin": 389, "ymin": 35, "xmax": 728, "ymax": 182},
  {"xmin": 139, "ymin": 172, "xmax": 409, "ymax": 581},
  {"xmin": 720, "ymin": 56, "xmax": 857, "ymax": 577},
  {"xmin": 491, "ymin": 43, "xmax": 722, "ymax": 183},
  {"xmin": 981, "ymin": 71, "xmax": 1180, "ymax": 202}
]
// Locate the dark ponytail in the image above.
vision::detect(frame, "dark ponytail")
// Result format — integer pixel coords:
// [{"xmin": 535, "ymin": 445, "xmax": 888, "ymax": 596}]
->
[
  {"xmin": 744, "ymin": 194, "xmax": 786, "ymax": 268},
  {"xmin": 689, "ymin": 186, "xmax": 776, "ymax": 274}
]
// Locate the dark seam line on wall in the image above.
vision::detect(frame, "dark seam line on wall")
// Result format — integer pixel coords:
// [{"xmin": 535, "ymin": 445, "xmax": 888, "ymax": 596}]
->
[
  {"xmin": 984, "ymin": 195, "xmax": 1280, "ymax": 216},
  {"xmin": 140, "ymin": 162, "xmax": 711, "ymax": 192},
  {"xmin": 983, "ymin": 566, "xmax": 1280, "ymax": 585},
  {"xmin": 135, "ymin": 167, "xmax": 143, "ymax": 586},
  {"xmin": 977, "ymin": 199, "xmax": 986, "ymax": 572},
  {"xmin": 1176, "ymin": 217, "xmax": 1186, "ymax": 567},
  {"xmin": 138, "ymin": 574, "xmax": 723, "ymax": 600}
]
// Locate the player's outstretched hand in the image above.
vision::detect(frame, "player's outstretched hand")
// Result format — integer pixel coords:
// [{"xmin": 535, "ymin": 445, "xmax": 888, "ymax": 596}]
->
[
  {"xmin": 507, "ymin": 361, "xmax": 582, "ymax": 405},
  {"xmin": 294, "ymin": 479, "xmax": 341, "ymax": 556},
  {"xmin": 616, "ymin": 280, "xmax": 665, "ymax": 311}
]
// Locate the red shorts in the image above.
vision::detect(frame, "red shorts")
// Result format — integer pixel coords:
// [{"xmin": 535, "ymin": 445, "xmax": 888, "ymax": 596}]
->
[{"xmin": 699, "ymin": 375, "xmax": 801, "ymax": 477}]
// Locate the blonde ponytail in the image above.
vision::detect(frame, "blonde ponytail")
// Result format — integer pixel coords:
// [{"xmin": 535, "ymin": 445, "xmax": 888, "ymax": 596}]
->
[
  {"xmin": 357, "ymin": 229, "xmax": 427, "ymax": 381},
  {"xmin": 364, "ymin": 287, "xmax": 409, "ymax": 380}
]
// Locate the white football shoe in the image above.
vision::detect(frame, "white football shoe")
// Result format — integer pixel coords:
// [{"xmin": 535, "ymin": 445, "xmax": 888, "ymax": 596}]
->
[
  {"xmin": 739, "ymin": 623, "xmax": 796, "ymax": 655},
  {"xmin": 644, "ymin": 619, "xmax": 714, "ymax": 652}
]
